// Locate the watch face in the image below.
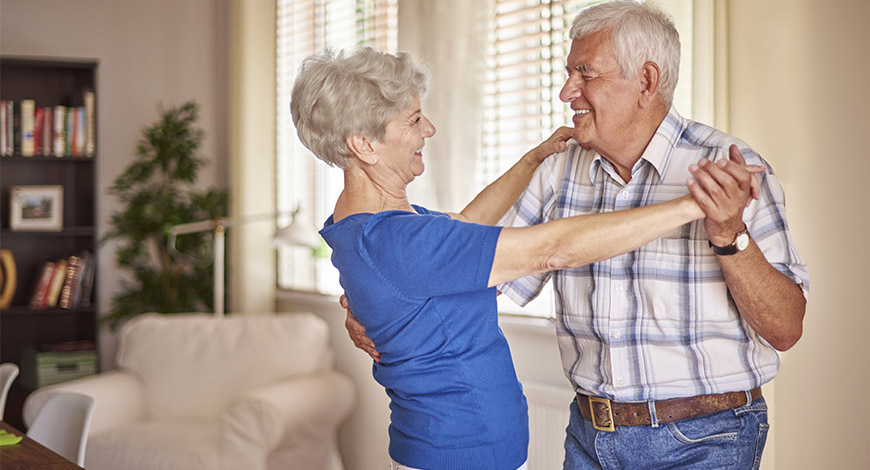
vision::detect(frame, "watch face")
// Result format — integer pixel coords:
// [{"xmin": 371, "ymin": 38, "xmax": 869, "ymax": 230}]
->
[{"xmin": 736, "ymin": 232, "xmax": 750, "ymax": 251}]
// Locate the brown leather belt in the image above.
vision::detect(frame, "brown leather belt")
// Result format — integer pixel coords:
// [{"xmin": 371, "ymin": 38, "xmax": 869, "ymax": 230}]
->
[{"xmin": 576, "ymin": 387, "xmax": 762, "ymax": 432}]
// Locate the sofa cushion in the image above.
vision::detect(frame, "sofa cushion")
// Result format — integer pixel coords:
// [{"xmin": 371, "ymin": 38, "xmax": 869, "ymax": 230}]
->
[
  {"xmin": 86, "ymin": 420, "xmax": 221, "ymax": 470},
  {"xmin": 117, "ymin": 312, "xmax": 331, "ymax": 420}
]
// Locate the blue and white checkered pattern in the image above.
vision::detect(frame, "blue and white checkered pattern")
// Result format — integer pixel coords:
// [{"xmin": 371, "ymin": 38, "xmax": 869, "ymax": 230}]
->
[{"xmin": 499, "ymin": 107, "xmax": 810, "ymax": 402}]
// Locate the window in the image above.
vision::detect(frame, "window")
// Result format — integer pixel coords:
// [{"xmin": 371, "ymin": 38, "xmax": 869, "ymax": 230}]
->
[
  {"xmin": 479, "ymin": 0, "xmax": 606, "ymax": 318},
  {"xmin": 477, "ymin": 0, "xmax": 605, "ymax": 191},
  {"xmin": 276, "ymin": 0, "xmax": 711, "ymax": 317},
  {"xmin": 276, "ymin": 0, "xmax": 397, "ymax": 294}
]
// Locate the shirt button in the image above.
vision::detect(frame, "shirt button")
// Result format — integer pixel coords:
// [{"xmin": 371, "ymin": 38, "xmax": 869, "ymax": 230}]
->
[
  {"xmin": 617, "ymin": 378, "xmax": 626, "ymax": 386},
  {"xmin": 613, "ymin": 330, "xmax": 622, "ymax": 338}
]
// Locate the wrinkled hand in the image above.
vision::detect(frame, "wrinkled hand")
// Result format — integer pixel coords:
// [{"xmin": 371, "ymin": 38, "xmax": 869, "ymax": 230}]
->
[
  {"xmin": 687, "ymin": 145, "xmax": 766, "ymax": 246},
  {"xmin": 341, "ymin": 294, "xmax": 380, "ymax": 363},
  {"xmin": 530, "ymin": 126, "xmax": 573, "ymax": 164}
]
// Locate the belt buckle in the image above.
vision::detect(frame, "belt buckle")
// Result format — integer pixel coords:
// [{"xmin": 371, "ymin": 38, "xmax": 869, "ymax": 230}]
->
[{"xmin": 588, "ymin": 396, "xmax": 616, "ymax": 432}]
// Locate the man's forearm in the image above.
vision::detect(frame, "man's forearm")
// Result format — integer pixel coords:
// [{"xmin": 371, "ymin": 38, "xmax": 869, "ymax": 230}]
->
[{"xmin": 718, "ymin": 241, "xmax": 806, "ymax": 351}]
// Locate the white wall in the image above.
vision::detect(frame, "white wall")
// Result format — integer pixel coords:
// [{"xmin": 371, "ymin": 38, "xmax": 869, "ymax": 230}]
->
[
  {"xmin": 0, "ymin": 0, "xmax": 229, "ymax": 366},
  {"xmin": 729, "ymin": 1, "xmax": 870, "ymax": 468}
]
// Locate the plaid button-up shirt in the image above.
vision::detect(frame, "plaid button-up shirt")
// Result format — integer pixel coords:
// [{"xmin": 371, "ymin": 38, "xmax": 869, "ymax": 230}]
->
[{"xmin": 499, "ymin": 107, "xmax": 810, "ymax": 402}]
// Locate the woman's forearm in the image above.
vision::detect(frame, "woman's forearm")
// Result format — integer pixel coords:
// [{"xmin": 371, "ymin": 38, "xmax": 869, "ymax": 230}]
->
[
  {"xmin": 453, "ymin": 127, "xmax": 572, "ymax": 225},
  {"xmin": 488, "ymin": 195, "xmax": 703, "ymax": 287},
  {"xmin": 457, "ymin": 156, "xmax": 542, "ymax": 225}
]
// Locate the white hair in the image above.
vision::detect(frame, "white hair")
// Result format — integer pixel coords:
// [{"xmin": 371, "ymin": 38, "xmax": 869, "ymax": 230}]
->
[
  {"xmin": 569, "ymin": 0, "xmax": 681, "ymax": 106},
  {"xmin": 290, "ymin": 47, "xmax": 431, "ymax": 168}
]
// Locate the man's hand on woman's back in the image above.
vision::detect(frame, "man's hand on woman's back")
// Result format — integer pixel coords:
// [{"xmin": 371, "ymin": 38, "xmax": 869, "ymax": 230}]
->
[{"xmin": 341, "ymin": 294, "xmax": 381, "ymax": 363}]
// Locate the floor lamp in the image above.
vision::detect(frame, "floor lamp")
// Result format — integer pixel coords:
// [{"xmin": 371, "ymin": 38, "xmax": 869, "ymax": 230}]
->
[{"xmin": 168, "ymin": 207, "xmax": 321, "ymax": 316}]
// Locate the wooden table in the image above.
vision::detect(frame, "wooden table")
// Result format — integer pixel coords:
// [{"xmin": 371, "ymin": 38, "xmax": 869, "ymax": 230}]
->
[{"xmin": 0, "ymin": 421, "xmax": 84, "ymax": 470}]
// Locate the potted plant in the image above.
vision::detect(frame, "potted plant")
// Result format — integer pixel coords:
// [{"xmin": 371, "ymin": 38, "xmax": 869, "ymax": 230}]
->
[{"xmin": 101, "ymin": 101, "xmax": 228, "ymax": 329}]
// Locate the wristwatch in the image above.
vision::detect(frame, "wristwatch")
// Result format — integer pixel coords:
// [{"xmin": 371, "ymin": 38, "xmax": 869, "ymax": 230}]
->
[{"xmin": 709, "ymin": 226, "xmax": 750, "ymax": 255}]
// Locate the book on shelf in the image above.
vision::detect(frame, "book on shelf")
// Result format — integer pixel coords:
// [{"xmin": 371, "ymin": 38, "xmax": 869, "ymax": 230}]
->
[
  {"xmin": 73, "ymin": 106, "xmax": 86, "ymax": 156},
  {"xmin": 58, "ymin": 255, "xmax": 81, "ymax": 309},
  {"xmin": 20, "ymin": 99, "xmax": 35, "ymax": 156},
  {"xmin": 0, "ymin": 100, "xmax": 6, "ymax": 156},
  {"xmin": 42, "ymin": 107, "xmax": 53, "ymax": 156},
  {"xmin": 44, "ymin": 258, "xmax": 68, "ymax": 308},
  {"xmin": 52, "ymin": 105, "xmax": 66, "ymax": 156},
  {"xmin": 65, "ymin": 107, "xmax": 75, "ymax": 156},
  {"xmin": 8, "ymin": 101, "xmax": 14, "ymax": 156},
  {"xmin": 29, "ymin": 261, "xmax": 56, "ymax": 310},
  {"xmin": 78, "ymin": 251, "xmax": 95, "ymax": 307},
  {"xmin": 0, "ymin": 96, "xmax": 98, "ymax": 157},
  {"xmin": 84, "ymin": 90, "xmax": 95, "ymax": 157},
  {"xmin": 33, "ymin": 106, "xmax": 44, "ymax": 156},
  {"xmin": 5, "ymin": 100, "xmax": 14, "ymax": 156},
  {"xmin": 23, "ymin": 252, "xmax": 95, "ymax": 310},
  {"xmin": 12, "ymin": 101, "xmax": 20, "ymax": 155}
]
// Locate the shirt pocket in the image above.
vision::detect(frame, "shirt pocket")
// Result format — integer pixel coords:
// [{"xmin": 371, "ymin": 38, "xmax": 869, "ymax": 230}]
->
[{"xmin": 632, "ymin": 235, "xmax": 735, "ymax": 326}]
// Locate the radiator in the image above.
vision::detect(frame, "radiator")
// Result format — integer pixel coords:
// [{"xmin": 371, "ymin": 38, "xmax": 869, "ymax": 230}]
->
[{"xmin": 524, "ymin": 381, "xmax": 574, "ymax": 470}]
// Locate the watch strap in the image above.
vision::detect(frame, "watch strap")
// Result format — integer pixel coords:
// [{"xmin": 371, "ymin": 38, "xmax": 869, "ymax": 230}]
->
[
  {"xmin": 709, "ymin": 240, "xmax": 739, "ymax": 255},
  {"xmin": 709, "ymin": 226, "xmax": 749, "ymax": 256}
]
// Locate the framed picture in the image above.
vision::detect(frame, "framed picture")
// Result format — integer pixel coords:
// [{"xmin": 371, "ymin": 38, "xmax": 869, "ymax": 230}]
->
[{"xmin": 10, "ymin": 185, "xmax": 64, "ymax": 231}]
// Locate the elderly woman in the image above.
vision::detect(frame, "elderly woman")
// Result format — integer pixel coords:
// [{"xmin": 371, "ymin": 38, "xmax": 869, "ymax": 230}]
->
[{"xmin": 290, "ymin": 47, "xmax": 750, "ymax": 470}]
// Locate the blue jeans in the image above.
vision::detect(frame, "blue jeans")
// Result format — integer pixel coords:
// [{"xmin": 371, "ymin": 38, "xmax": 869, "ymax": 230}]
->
[{"xmin": 563, "ymin": 395, "xmax": 769, "ymax": 469}]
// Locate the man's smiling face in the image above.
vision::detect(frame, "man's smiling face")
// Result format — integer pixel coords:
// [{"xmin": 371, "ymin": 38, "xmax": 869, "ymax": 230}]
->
[{"xmin": 559, "ymin": 30, "xmax": 644, "ymax": 157}]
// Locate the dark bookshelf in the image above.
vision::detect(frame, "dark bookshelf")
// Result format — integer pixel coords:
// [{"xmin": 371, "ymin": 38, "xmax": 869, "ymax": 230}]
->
[{"xmin": 0, "ymin": 56, "xmax": 99, "ymax": 429}]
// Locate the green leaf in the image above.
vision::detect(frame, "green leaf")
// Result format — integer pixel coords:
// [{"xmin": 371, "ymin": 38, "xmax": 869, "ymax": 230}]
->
[{"xmin": 101, "ymin": 100, "xmax": 229, "ymax": 329}]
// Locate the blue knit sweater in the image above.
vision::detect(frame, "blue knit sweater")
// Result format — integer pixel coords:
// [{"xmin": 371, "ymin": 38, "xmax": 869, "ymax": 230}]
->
[{"xmin": 320, "ymin": 206, "xmax": 528, "ymax": 470}]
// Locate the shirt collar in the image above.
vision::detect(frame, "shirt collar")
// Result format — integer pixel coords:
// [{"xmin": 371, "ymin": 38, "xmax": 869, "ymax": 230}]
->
[{"xmin": 587, "ymin": 106, "xmax": 686, "ymax": 184}]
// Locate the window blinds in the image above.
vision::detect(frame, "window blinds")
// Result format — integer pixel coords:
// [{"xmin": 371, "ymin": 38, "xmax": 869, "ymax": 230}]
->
[
  {"xmin": 276, "ymin": 0, "xmax": 397, "ymax": 292},
  {"xmin": 477, "ymin": 0, "xmax": 595, "ymax": 190}
]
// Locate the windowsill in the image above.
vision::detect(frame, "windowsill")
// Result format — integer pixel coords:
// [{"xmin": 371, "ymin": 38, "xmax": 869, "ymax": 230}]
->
[
  {"xmin": 278, "ymin": 288, "xmax": 557, "ymax": 337},
  {"xmin": 497, "ymin": 313, "xmax": 556, "ymax": 336},
  {"xmin": 276, "ymin": 288, "xmax": 336, "ymax": 302}
]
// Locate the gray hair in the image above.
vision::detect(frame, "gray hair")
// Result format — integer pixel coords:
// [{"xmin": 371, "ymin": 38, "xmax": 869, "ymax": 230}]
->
[
  {"xmin": 569, "ymin": 0, "xmax": 680, "ymax": 106},
  {"xmin": 290, "ymin": 47, "xmax": 431, "ymax": 168}
]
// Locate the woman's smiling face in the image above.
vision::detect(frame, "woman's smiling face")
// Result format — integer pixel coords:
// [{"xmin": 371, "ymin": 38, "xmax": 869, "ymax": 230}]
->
[{"xmin": 371, "ymin": 95, "xmax": 436, "ymax": 184}]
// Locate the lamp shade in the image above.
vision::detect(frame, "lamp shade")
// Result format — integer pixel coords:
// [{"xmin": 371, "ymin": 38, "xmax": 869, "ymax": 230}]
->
[{"xmin": 273, "ymin": 214, "xmax": 321, "ymax": 249}]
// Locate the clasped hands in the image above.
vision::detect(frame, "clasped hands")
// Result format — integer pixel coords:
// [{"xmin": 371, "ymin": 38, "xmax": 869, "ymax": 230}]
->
[{"xmin": 688, "ymin": 144, "xmax": 766, "ymax": 247}]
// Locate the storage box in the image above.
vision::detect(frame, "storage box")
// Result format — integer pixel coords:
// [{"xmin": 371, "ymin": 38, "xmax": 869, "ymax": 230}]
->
[{"xmin": 20, "ymin": 348, "xmax": 98, "ymax": 389}]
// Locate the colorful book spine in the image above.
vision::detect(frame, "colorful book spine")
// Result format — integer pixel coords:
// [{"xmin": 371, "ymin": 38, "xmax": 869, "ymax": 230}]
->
[
  {"xmin": 52, "ymin": 105, "xmax": 66, "ymax": 156},
  {"xmin": 20, "ymin": 99, "xmax": 35, "ymax": 156},
  {"xmin": 34, "ymin": 106, "xmax": 44, "ymax": 156},
  {"xmin": 84, "ymin": 90, "xmax": 95, "ymax": 157},
  {"xmin": 45, "ymin": 258, "xmax": 68, "ymax": 308},
  {"xmin": 0, "ymin": 100, "xmax": 6, "ymax": 156},
  {"xmin": 12, "ymin": 102, "xmax": 20, "ymax": 155},
  {"xmin": 59, "ymin": 255, "xmax": 81, "ymax": 309},
  {"xmin": 42, "ymin": 107, "xmax": 53, "ymax": 156},
  {"xmin": 29, "ymin": 261, "xmax": 56, "ymax": 310},
  {"xmin": 74, "ymin": 107, "xmax": 86, "ymax": 156},
  {"xmin": 6, "ymin": 101, "xmax": 13, "ymax": 156},
  {"xmin": 65, "ymin": 107, "xmax": 75, "ymax": 156},
  {"xmin": 78, "ymin": 251, "xmax": 95, "ymax": 307}
]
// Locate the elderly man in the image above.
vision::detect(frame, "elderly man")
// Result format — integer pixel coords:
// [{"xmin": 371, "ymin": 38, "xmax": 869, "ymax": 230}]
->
[
  {"xmin": 345, "ymin": 1, "xmax": 809, "ymax": 468},
  {"xmin": 493, "ymin": 1, "xmax": 809, "ymax": 468}
]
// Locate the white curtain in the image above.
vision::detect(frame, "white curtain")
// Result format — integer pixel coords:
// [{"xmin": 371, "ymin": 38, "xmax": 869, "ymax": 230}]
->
[{"xmin": 398, "ymin": 0, "xmax": 494, "ymax": 212}]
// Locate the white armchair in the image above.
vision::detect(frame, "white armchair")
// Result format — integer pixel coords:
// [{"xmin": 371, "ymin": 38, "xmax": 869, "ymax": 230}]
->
[{"xmin": 22, "ymin": 312, "xmax": 356, "ymax": 470}]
